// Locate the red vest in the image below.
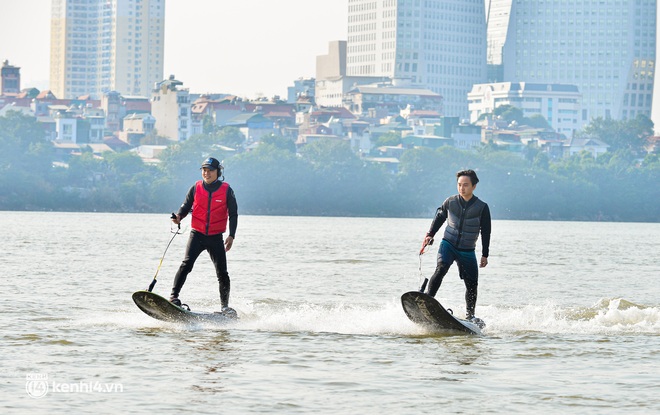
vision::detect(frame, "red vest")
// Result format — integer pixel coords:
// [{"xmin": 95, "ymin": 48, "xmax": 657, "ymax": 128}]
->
[{"xmin": 191, "ymin": 181, "xmax": 229, "ymax": 235}]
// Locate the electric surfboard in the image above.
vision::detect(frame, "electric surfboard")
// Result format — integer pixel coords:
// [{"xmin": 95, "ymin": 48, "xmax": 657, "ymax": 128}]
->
[
  {"xmin": 401, "ymin": 291, "xmax": 484, "ymax": 335},
  {"xmin": 132, "ymin": 290, "xmax": 238, "ymax": 324}
]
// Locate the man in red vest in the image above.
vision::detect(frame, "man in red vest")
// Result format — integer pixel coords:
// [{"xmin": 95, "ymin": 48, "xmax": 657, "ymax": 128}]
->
[{"xmin": 170, "ymin": 157, "xmax": 238, "ymax": 314}]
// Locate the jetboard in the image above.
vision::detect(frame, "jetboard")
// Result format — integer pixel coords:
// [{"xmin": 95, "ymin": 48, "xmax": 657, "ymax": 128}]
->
[
  {"xmin": 401, "ymin": 291, "xmax": 484, "ymax": 335},
  {"xmin": 132, "ymin": 290, "xmax": 238, "ymax": 324}
]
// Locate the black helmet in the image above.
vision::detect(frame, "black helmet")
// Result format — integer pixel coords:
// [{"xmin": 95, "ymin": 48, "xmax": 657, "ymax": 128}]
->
[{"xmin": 200, "ymin": 157, "xmax": 221, "ymax": 170}]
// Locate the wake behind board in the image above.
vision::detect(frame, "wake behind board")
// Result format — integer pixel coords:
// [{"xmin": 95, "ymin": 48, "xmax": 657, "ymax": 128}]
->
[
  {"xmin": 401, "ymin": 291, "xmax": 483, "ymax": 335},
  {"xmin": 132, "ymin": 290, "xmax": 238, "ymax": 324}
]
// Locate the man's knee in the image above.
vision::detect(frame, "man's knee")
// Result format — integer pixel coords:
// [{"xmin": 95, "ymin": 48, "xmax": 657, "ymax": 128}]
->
[
  {"xmin": 434, "ymin": 261, "xmax": 451, "ymax": 276},
  {"xmin": 216, "ymin": 271, "xmax": 230, "ymax": 283}
]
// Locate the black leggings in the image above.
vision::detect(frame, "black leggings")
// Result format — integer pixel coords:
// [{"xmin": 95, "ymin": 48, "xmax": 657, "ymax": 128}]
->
[
  {"xmin": 170, "ymin": 231, "xmax": 230, "ymax": 307},
  {"xmin": 426, "ymin": 240, "xmax": 478, "ymax": 318}
]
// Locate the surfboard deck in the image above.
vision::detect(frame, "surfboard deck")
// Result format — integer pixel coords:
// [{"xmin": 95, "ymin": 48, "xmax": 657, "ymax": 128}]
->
[
  {"xmin": 132, "ymin": 290, "xmax": 238, "ymax": 324},
  {"xmin": 401, "ymin": 291, "xmax": 483, "ymax": 335}
]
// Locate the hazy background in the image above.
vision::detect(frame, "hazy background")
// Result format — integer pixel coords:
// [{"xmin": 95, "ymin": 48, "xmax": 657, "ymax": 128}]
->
[{"xmin": 0, "ymin": 0, "xmax": 348, "ymax": 98}]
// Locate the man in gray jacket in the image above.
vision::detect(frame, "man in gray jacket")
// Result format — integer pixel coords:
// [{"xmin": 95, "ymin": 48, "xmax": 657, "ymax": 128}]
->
[{"xmin": 421, "ymin": 169, "xmax": 491, "ymax": 320}]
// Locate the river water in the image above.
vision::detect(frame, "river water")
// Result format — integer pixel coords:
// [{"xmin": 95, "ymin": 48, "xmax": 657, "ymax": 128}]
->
[{"xmin": 2, "ymin": 212, "xmax": 659, "ymax": 414}]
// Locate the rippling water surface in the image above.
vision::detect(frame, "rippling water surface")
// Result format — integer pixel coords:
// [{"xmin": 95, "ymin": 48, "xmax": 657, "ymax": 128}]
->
[{"xmin": 3, "ymin": 212, "xmax": 659, "ymax": 414}]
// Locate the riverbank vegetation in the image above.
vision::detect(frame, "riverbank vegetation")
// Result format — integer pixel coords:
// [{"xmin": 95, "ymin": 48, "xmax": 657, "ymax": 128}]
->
[{"xmin": 1, "ymin": 111, "xmax": 658, "ymax": 222}]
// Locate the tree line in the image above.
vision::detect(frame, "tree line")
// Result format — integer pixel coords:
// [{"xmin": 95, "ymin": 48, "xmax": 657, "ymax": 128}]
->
[{"xmin": 1, "ymin": 110, "xmax": 658, "ymax": 222}]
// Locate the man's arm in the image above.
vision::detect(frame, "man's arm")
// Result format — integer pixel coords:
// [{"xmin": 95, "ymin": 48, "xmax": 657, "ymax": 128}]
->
[
  {"xmin": 427, "ymin": 201, "xmax": 449, "ymax": 238},
  {"xmin": 421, "ymin": 200, "xmax": 449, "ymax": 252},
  {"xmin": 226, "ymin": 187, "xmax": 238, "ymax": 239},
  {"xmin": 480, "ymin": 204, "xmax": 491, "ymax": 263},
  {"xmin": 224, "ymin": 187, "xmax": 238, "ymax": 252},
  {"xmin": 172, "ymin": 185, "xmax": 195, "ymax": 224}
]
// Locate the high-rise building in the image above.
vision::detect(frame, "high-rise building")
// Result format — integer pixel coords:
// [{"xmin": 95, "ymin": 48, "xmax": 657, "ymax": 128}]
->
[
  {"xmin": 651, "ymin": 0, "xmax": 660, "ymax": 134},
  {"xmin": 346, "ymin": 0, "xmax": 487, "ymax": 118},
  {"xmin": 1, "ymin": 60, "xmax": 21, "ymax": 95},
  {"xmin": 50, "ymin": 0, "xmax": 165, "ymax": 99},
  {"xmin": 484, "ymin": 0, "xmax": 512, "ymax": 82},
  {"xmin": 490, "ymin": 0, "xmax": 655, "ymax": 122}
]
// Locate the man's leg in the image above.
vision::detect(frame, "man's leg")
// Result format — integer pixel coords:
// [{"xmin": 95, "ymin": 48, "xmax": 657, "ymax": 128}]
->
[
  {"xmin": 457, "ymin": 252, "xmax": 479, "ymax": 318},
  {"xmin": 426, "ymin": 240, "xmax": 457, "ymax": 297},
  {"xmin": 207, "ymin": 234, "xmax": 230, "ymax": 308},
  {"xmin": 170, "ymin": 232, "xmax": 205, "ymax": 300}
]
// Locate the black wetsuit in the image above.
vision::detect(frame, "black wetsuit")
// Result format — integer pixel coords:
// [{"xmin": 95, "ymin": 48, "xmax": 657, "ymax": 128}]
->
[{"xmin": 426, "ymin": 195, "xmax": 491, "ymax": 318}]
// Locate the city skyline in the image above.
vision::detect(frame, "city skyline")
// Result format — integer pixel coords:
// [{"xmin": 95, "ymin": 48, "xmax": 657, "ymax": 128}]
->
[
  {"xmin": 0, "ymin": 0, "xmax": 348, "ymax": 99},
  {"xmin": 346, "ymin": 0, "xmax": 487, "ymax": 118},
  {"xmin": 50, "ymin": 0, "xmax": 166, "ymax": 99}
]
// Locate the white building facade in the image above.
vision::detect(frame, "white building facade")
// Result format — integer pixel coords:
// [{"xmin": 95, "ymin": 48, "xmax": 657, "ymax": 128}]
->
[
  {"xmin": 315, "ymin": 40, "xmax": 387, "ymax": 108},
  {"xmin": 151, "ymin": 76, "xmax": 192, "ymax": 142},
  {"xmin": 346, "ymin": 0, "xmax": 487, "ymax": 118},
  {"xmin": 50, "ymin": 0, "xmax": 165, "ymax": 99},
  {"xmin": 492, "ymin": 0, "xmax": 655, "ymax": 122},
  {"xmin": 468, "ymin": 82, "xmax": 582, "ymax": 136}
]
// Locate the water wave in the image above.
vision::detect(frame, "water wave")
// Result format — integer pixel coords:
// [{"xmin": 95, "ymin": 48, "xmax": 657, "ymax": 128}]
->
[
  {"xmin": 482, "ymin": 298, "xmax": 660, "ymax": 335},
  {"xmin": 77, "ymin": 297, "xmax": 660, "ymax": 337}
]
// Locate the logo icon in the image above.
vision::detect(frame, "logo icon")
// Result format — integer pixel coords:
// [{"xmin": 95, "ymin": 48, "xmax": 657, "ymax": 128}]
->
[{"xmin": 26, "ymin": 373, "xmax": 48, "ymax": 398}]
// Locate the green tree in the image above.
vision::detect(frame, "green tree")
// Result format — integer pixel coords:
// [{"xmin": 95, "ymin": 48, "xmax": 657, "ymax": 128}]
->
[
  {"xmin": 578, "ymin": 115, "xmax": 652, "ymax": 154},
  {"xmin": 525, "ymin": 114, "xmax": 552, "ymax": 130},
  {"xmin": 140, "ymin": 129, "xmax": 171, "ymax": 145},
  {"xmin": 260, "ymin": 134, "xmax": 296, "ymax": 153},
  {"xmin": 372, "ymin": 131, "xmax": 401, "ymax": 149},
  {"xmin": 493, "ymin": 105, "xmax": 524, "ymax": 125},
  {"xmin": 225, "ymin": 141, "xmax": 313, "ymax": 214},
  {"xmin": 299, "ymin": 138, "xmax": 362, "ymax": 172},
  {"xmin": 105, "ymin": 151, "xmax": 144, "ymax": 175},
  {"xmin": 202, "ymin": 114, "xmax": 219, "ymax": 135},
  {"xmin": 215, "ymin": 126, "xmax": 245, "ymax": 149},
  {"xmin": 159, "ymin": 134, "xmax": 232, "ymax": 189}
]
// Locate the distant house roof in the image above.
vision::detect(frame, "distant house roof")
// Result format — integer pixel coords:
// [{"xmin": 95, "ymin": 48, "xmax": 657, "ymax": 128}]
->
[
  {"xmin": 567, "ymin": 137, "xmax": 609, "ymax": 148},
  {"xmin": 371, "ymin": 122, "xmax": 411, "ymax": 134},
  {"xmin": 263, "ymin": 111, "xmax": 295, "ymax": 118},
  {"xmin": 191, "ymin": 101, "xmax": 210, "ymax": 114},
  {"xmin": 349, "ymin": 85, "xmax": 441, "ymax": 97},
  {"xmin": 121, "ymin": 97, "xmax": 150, "ymax": 113},
  {"xmin": 53, "ymin": 141, "xmax": 80, "ymax": 150},
  {"xmin": 244, "ymin": 103, "xmax": 295, "ymax": 114},
  {"xmin": 36, "ymin": 90, "xmax": 58, "ymax": 100},
  {"xmin": 296, "ymin": 134, "xmax": 343, "ymax": 145},
  {"xmin": 312, "ymin": 107, "xmax": 355, "ymax": 119},
  {"xmin": 48, "ymin": 104, "xmax": 70, "ymax": 111},
  {"xmin": 0, "ymin": 103, "xmax": 34, "ymax": 117},
  {"xmin": 123, "ymin": 112, "xmax": 155, "ymax": 121},
  {"xmin": 227, "ymin": 113, "xmax": 272, "ymax": 125},
  {"xmin": 87, "ymin": 143, "xmax": 114, "ymax": 154},
  {"xmin": 103, "ymin": 135, "xmax": 132, "ymax": 151},
  {"xmin": 364, "ymin": 156, "xmax": 400, "ymax": 164},
  {"xmin": 157, "ymin": 76, "xmax": 184, "ymax": 91},
  {"xmin": 408, "ymin": 110, "xmax": 442, "ymax": 117},
  {"xmin": 402, "ymin": 134, "xmax": 453, "ymax": 148},
  {"xmin": 17, "ymin": 88, "xmax": 40, "ymax": 99},
  {"xmin": 122, "ymin": 95, "xmax": 150, "ymax": 100}
]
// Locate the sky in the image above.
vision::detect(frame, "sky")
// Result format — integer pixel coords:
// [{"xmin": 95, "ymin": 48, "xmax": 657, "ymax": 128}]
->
[{"xmin": 0, "ymin": 0, "xmax": 348, "ymax": 98}]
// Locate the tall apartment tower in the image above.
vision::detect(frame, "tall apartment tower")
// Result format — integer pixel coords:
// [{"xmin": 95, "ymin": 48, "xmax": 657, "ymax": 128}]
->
[
  {"xmin": 50, "ymin": 0, "xmax": 165, "ymax": 99},
  {"xmin": 346, "ymin": 0, "xmax": 487, "ymax": 118},
  {"xmin": 491, "ymin": 0, "xmax": 656, "ymax": 122}
]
